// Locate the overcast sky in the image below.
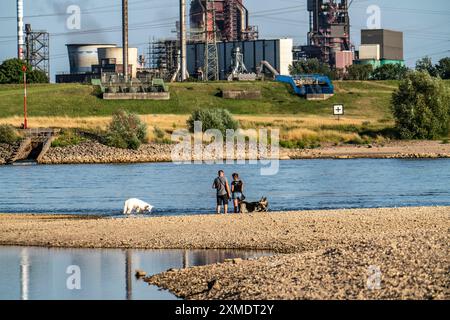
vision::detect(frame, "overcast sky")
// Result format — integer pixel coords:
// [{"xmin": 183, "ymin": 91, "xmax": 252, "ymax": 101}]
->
[{"xmin": 0, "ymin": 0, "xmax": 449, "ymax": 80}]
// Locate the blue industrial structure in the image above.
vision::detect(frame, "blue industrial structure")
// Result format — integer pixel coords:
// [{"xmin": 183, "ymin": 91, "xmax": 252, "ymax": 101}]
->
[{"xmin": 275, "ymin": 74, "xmax": 334, "ymax": 99}]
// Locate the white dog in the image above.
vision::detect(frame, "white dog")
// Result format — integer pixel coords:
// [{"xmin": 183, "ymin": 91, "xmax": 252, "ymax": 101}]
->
[{"xmin": 123, "ymin": 198, "xmax": 154, "ymax": 215}]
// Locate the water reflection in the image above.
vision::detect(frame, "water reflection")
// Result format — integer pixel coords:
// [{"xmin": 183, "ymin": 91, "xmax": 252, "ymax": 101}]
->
[
  {"xmin": 20, "ymin": 248, "xmax": 29, "ymax": 301},
  {"xmin": 125, "ymin": 250, "xmax": 132, "ymax": 300},
  {"xmin": 0, "ymin": 247, "xmax": 270, "ymax": 300}
]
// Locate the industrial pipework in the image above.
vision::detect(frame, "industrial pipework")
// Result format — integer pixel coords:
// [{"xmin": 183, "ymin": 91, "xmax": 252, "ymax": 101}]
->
[
  {"xmin": 189, "ymin": 0, "xmax": 258, "ymax": 42},
  {"xmin": 307, "ymin": 0, "xmax": 352, "ymax": 66},
  {"xmin": 276, "ymin": 74, "xmax": 334, "ymax": 100}
]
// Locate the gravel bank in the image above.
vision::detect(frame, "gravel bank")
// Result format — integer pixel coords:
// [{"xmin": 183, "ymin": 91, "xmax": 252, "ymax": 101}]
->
[
  {"xmin": 0, "ymin": 143, "xmax": 15, "ymax": 165},
  {"xmin": 1, "ymin": 140, "xmax": 449, "ymax": 165},
  {"xmin": 0, "ymin": 207, "xmax": 448, "ymax": 299},
  {"xmin": 39, "ymin": 140, "xmax": 173, "ymax": 164},
  {"xmin": 37, "ymin": 140, "xmax": 450, "ymax": 164},
  {"xmin": 288, "ymin": 140, "xmax": 450, "ymax": 159}
]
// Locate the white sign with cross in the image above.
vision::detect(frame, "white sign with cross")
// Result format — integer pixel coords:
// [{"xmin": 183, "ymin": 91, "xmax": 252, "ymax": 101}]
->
[{"xmin": 333, "ymin": 104, "xmax": 344, "ymax": 116}]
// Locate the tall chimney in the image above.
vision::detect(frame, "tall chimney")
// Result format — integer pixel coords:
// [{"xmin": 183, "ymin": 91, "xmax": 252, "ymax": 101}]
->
[
  {"xmin": 17, "ymin": 0, "xmax": 25, "ymax": 60},
  {"xmin": 180, "ymin": 0, "xmax": 187, "ymax": 81},
  {"xmin": 122, "ymin": 0, "xmax": 129, "ymax": 81}
]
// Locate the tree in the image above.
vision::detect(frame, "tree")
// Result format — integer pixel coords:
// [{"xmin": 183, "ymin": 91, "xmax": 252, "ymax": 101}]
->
[
  {"xmin": 0, "ymin": 58, "xmax": 48, "ymax": 84},
  {"xmin": 106, "ymin": 110, "xmax": 148, "ymax": 150},
  {"xmin": 415, "ymin": 56, "xmax": 437, "ymax": 77},
  {"xmin": 436, "ymin": 57, "xmax": 450, "ymax": 79},
  {"xmin": 289, "ymin": 58, "xmax": 335, "ymax": 79},
  {"xmin": 0, "ymin": 124, "xmax": 20, "ymax": 144},
  {"xmin": 346, "ymin": 64, "xmax": 373, "ymax": 80},
  {"xmin": 187, "ymin": 108, "xmax": 239, "ymax": 137},
  {"xmin": 391, "ymin": 71, "xmax": 450, "ymax": 139},
  {"xmin": 372, "ymin": 63, "xmax": 409, "ymax": 80}
]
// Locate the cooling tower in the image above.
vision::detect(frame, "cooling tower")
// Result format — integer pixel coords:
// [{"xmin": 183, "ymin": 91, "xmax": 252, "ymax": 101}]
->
[{"xmin": 66, "ymin": 44, "xmax": 116, "ymax": 74}]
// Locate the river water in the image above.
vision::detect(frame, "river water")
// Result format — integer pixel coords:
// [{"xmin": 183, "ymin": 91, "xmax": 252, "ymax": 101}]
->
[
  {"xmin": 0, "ymin": 159, "xmax": 449, "ymax": 215},
  {"xmin": 0, "ymin": 246, "xmax": 270, "ymax": 300}
]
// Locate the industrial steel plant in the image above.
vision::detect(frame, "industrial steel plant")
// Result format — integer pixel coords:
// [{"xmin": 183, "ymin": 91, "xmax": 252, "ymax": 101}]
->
[{"xmin": 14, "ymin": 0, "xmax": 405, "ymax": 99}]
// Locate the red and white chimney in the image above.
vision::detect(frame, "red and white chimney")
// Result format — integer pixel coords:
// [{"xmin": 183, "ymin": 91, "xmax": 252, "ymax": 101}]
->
[{"xmin": 17, "ymin": 0, "xmax": 25, "ymax": 60}]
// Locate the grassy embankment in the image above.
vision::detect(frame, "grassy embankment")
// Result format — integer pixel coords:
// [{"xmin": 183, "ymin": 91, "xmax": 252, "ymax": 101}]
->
[{"xmin": 0, "ymin": 81, "xmax": 448, "ymax": 147}]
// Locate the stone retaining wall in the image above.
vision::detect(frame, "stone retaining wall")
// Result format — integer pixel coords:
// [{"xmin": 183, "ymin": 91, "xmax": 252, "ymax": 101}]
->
[{"xmin": 2, "ymin": 139, "xmax": 449, "ymax": 165}]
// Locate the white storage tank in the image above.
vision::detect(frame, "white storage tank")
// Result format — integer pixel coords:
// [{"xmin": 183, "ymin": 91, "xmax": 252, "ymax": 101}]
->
[
  {"xmin": 278, "ymin": 38, "xmax": 294, "ymax": 76},
  {"xmin": 67, "ymin": 44, "xmax": 116, "ymax": 74},
  {"xmin": 97, "ymin": 47, "xmax": 139, "ymax": 78}
]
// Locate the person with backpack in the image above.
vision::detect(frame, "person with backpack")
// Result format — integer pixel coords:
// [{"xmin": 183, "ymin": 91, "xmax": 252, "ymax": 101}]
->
[{"xmin": 212, "ymin": 170, "xmax": 231, "ymax": 214}]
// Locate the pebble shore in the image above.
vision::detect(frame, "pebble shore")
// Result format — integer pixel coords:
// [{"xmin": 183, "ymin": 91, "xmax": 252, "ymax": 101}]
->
[
  {"xmin": 0, "ymin": 207, "xmax": 448, "ymax": 300},
  {"xmin": 1, "ymin": 139, "xmax": 449, "ymax": 165}
]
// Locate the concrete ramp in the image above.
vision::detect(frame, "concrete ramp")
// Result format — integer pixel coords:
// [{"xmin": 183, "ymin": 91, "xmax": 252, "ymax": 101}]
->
[
  {"xmin": 7, "ymin": 129, "xmax": 59, "ymax": 165},
  {"xmin": 7, "ymin": 137, "xmax": 32, "ymax": 164}
]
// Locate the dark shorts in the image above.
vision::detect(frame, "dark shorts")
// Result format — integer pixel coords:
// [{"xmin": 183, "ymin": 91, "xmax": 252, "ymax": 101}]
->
[{"xmin": 216, "ymin": 195, "xmax": 228, "ymax": 206}]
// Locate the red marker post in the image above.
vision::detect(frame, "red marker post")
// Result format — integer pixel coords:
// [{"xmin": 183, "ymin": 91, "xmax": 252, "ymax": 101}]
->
[{"xmin": 22, "ymin": 65, "xmax": 28, "ymax": 129}]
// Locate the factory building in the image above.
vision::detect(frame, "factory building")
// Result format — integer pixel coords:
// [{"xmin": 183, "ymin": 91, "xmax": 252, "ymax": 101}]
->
[
  {"xmin": 300, "ymin": 0, "xmax": 353, "ymax": 69},
  {"xmin": 189, "ymin": 0, "xmax": 258, "ymax": 42},
  {"xmin": 148, "ymin": 38, "xmax": 293, "ymax": 81},
  {"xmin": 97, "ymin": 47, "xmax": 139, "ymax": 78},
  {"xmin": 355, "ymin": 29, "xmax": 404, "ymax": 68},
  {"xmin": 187, "ymin": 38, "xmax": 293, "ymax": 80},
  {"xmin": 361, "ymin": 29, "xmax": 403, "ymax": 61}
]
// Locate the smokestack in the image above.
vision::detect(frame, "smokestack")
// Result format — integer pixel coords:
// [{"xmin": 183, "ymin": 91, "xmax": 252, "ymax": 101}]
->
[
  {"xmin": 122, "ymin": 0, "xmax": 129, "ymax": 81},
  {"xmin": 180, "ymin": 0, "xmax": 187, "ymax": 81},
  {"xmin": 17, "ymin": 0, "xmax": 25, "ymax": 60}
]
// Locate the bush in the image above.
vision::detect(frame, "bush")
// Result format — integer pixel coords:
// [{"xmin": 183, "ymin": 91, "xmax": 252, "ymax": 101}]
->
[
  {"xmin": 51, "ymin": 129, "xmax": 85, "ymax": 148},
  {"xmin": 106, "ymin": 110, "xmax": 147, "ymax": 150},
  {"xmin": 152, "ymin": 126, "xmax": 172, "ymax": 144},
  {"xmin": 280, "ymin": 139, "xmax": 321, "ymax": 150},
  {"xmin": 436, "ymin": 57, "xmax": 450, "ymax": 79},
  {"xmin": 415, "ymin": 57, "xmax": 438, "ymax": 77},
  {"xmin": 391, "ymin": 71, "xmax": 450, "ymax": 139},
  {"xmin": 346, "ymin": 64, "xmax": 373, "ymax": 80},
  {"xmin": 187, "ymin": 108, "xmax": 239, "ymax": 137},
  {"xmin": 0, "ymin": 125, "xmax": 20, "ymax": 144},
  {"xmin": 0, "ymin": 58, "xmax": 48, "ymax": 84},
  {"xmin": 289, "ymin": 58, "xmax": 336, "ymax": 79},
  {"xmin": 372, "ymin": 64, "xmax": 410, "ymax": 80}
]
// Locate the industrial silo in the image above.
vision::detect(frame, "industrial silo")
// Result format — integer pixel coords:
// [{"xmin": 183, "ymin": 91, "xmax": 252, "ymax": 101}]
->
[
  {"xmin": 97, "ymin": 47, "xmax": 139, "ymax": 78},
  {"xmin": 66, "ymin": 44, "xmax": 116, "ymax": 74}
]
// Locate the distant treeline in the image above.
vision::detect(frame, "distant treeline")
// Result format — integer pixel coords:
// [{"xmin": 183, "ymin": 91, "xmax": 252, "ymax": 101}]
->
[
  {"xmin": 0, "ymin": 58, "xmax": 48, "ymax": 84},
  {"xmin": 290, "ymin": 56, "xmax": 450, "ymax": 81}
]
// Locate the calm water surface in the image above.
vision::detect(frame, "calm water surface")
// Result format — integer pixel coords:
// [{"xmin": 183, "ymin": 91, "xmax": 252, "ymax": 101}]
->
[
  {"xmin": 0, "ymin": 159, "xmax": 449, "ymax": 215},
  {"xmin": 0, "ymin": 247, "xmax": 270, "ymax": 300}
]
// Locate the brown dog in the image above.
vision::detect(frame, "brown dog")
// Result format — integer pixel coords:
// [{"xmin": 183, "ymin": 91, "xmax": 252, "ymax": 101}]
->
[{"xmin": 239, "ymin": 197, "xmax": 269, "ymax": 213}]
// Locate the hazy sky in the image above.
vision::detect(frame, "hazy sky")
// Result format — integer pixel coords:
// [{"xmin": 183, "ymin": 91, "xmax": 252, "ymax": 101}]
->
[{"xmin": 0, "ymin": 0, "xmax": 449, "ymax": 81}]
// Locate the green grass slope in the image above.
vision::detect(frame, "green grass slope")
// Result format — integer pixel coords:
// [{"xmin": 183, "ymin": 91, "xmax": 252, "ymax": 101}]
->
[{"xmin": 0, "ymin": 81, "xmax": 401, "ymax": 119}]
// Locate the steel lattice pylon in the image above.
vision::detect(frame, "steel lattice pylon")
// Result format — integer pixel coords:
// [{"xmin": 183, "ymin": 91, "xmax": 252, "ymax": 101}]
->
[
  {"xmin": 25, "ymin": 24, "xmax": 50, "ymax": 81},
  {"xmin": 204, "ymin": 0, "xmax": 219, "ymax": 81}
]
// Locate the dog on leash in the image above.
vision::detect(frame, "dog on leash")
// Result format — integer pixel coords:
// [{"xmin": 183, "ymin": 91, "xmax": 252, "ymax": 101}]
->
[
  {"xmin": 239, "ymin": 197, "xmax": 269, "ymax": 213},
  {"xmin": 123, "ymin": 198, "xmax": 154, "ymax": 215}
]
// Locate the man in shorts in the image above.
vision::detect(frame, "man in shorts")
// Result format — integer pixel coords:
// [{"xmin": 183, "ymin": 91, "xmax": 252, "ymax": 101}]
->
[{"xmin": 212, "ymin": 170, "xmax": 231, "ymax": 214}]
